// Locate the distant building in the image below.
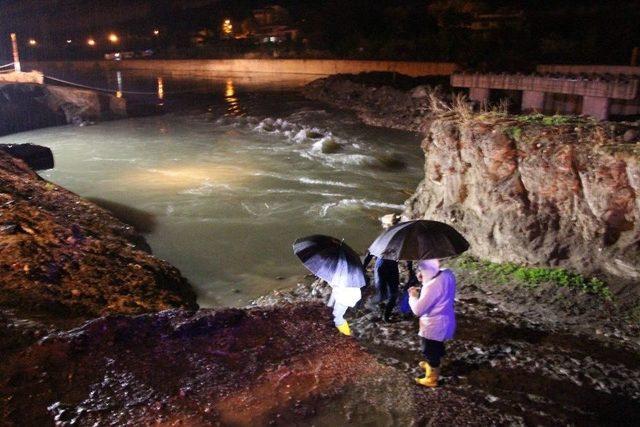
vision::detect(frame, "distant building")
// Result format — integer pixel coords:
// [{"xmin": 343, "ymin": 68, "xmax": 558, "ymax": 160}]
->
[
  {"xmin": 248, "ymin": 5, "xmax": 299, "ymax": 44},
  {"xmin": 465, "ymin": 11, "xmax": 525, "ymax": 31}
]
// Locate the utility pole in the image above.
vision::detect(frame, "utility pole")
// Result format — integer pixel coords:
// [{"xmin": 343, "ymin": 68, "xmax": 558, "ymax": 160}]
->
[
  {"xmin": 10, "ymin": 33, "xmax": 21, "ymax": 72},
  {"xmin": 631, "ymin": 47, "xmax": 639, "ymax": 67}
]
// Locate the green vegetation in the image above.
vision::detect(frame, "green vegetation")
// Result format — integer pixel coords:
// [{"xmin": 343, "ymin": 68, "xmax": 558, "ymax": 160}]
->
[
  {"xmin": 628, "ymin": 304, "xmax": 640, "ymax": 323},
  {"xmin": 513, "ymin": 113, "xmax": 589, "ymax": 127},
  {"xmin": 452, "ymin": 256, "xmax": 612, "ymax": 300},
  {"xmin": 505, "ymin": 126, "xmax": 523, "ymax": 141}
]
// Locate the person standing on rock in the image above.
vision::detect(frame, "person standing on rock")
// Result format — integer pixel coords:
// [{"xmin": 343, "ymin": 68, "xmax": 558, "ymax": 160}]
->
[{"xmin": 408, "ymin": 259, "xmax": 457, "ymax": 388}]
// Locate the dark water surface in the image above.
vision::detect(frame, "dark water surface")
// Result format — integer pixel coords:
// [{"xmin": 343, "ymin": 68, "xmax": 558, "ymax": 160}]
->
[{"xmin": 0, "ymin": 71, "xmax": 424, "ymax": 306}]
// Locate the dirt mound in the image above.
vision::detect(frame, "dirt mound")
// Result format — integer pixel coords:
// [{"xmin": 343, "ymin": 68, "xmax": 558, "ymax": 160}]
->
[{"xmin": 0, "ymin": 151, "xmax": 196, "ymax": 322}]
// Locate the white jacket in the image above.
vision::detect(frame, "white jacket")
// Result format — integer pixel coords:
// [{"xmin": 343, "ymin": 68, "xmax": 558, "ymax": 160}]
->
[
  {"xmin": 327, "ymin": 287, "xmax": 361, "ymax": 308},
  {"xmin": 408, "ymin": 269, "xmax": 457, "ymax": 341}
]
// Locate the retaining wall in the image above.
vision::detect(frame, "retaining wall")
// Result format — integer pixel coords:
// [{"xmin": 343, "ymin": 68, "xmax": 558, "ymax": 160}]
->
[{"xmin": 24, "ymin": 59, "xmax": 458, "ymax": 79}]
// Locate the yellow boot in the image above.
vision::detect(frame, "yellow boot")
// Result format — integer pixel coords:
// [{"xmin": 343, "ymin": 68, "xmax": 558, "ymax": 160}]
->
[
  {"xmin": 336, "ymin": 321, "xmax": 351, "ymax": 336},
  {"xmin": 415, "ymin": 362, "xmax": 439, "ymax": 387}
]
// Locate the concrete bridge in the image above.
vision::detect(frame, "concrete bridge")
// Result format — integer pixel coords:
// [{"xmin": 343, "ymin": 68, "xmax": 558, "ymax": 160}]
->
[{"xmin": 452, "ymin": 68, "xmax": 640, "ymax": 120}]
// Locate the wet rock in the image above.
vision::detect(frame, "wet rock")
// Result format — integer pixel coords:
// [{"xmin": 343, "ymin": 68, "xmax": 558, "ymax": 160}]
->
[
  {"xmin": 380, "ymin": 213, "xmax": 400, "ymax": 228},
  {"xmin": 0, "ymin": 143, "xmax": 54, "ymax": 170}
]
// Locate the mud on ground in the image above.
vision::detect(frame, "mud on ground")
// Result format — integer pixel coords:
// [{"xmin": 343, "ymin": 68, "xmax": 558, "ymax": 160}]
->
[{"xmin": 254, "ymin": 268, "xmax": 640, "ymax": 426}]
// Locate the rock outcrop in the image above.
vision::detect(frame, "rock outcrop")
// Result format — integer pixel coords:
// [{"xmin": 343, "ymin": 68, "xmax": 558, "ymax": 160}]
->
[
  {"xmin": 0, "ymin": 150, "xmax": 196, "ymax": 321},
  {"xmin": 0, "ymin": 83, "xmax": 126, "ymax": 136},
  {"xmin": 303, "ymin": 74, "xmax": 640, "ymax": 289},
  {"xmin": 0, "ymin": 143, "xmax": 54, "ymax": 170},
  {"xmin": 405, "ymin": 115, "xmax": 640, "ymax": 288}
]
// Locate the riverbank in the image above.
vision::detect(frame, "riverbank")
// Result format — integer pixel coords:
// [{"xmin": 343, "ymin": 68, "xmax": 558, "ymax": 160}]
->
[
  {"xmin": 1, "ymin": 73, "xmax": 639, "ymax": 425},
  {"xmin": 0, "ymin": 83, "xmax": 126, "ymax": 136},
  {"xmin": 0, "ymin": 150, "xmax": 196, "ymax": 325}
]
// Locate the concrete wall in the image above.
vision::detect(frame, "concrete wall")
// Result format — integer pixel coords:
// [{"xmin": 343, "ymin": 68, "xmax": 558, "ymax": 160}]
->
[
  {"xmin": 0, "ymin": 71, "xmax": 44, "ymax": 84},
  {"xmin": 24, "ymin": 59, "xmax": 458, "ymax": 79},
  {"xmin": 537, "ymin": 64, "xmax": 640, "ymax": 76}
]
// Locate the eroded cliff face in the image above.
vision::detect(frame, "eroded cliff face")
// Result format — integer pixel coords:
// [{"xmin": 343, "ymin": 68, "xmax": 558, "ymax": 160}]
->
[{"xmin": 405, "ymin": 115, "xmax": 640, "ymax": 287}]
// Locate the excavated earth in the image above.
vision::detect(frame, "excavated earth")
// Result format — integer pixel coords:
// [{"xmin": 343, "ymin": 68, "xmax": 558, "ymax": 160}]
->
[
  {"xmin": 0, "ymin": 150, "xmax": 196, "ymax": 322},
  {"xmin": 254, "ymin": 274, "xmax": 640, "ymax": 426}
]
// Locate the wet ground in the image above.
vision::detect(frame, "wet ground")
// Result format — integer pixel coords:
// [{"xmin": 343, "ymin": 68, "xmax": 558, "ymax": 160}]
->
[{"xmin": 255, "ymin": 272, "xmax": 640, "ymax": 426}]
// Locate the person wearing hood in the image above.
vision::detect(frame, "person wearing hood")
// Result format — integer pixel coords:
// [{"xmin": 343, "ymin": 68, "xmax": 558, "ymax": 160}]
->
[{"xmin": 408, "ymin": 259, "xmax": 457, "ymax": 387}]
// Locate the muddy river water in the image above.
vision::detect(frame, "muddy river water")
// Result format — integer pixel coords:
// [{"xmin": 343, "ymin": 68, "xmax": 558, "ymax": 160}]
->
[{"xmin": 0, "ymin": 71, "xmax": 423, "ymax": 306}]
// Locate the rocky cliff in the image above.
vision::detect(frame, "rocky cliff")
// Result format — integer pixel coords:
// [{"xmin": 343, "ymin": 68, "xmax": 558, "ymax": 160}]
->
[
  {"xmin": 404, "ymin": 114, "xmax": 640, "ymax": 288},
  {"xmin": 0, "ymin": 150, "xmax": 196, "ymax": 321},
  {"xmin": 303, "ymin": 75, "xmax": 640, "ymax": 290}
]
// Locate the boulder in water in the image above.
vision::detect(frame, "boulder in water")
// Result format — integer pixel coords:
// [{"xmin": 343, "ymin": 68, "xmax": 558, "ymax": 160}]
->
[
  {"xmin": 314, "ymin": 137, "xmax": 342, "ymax": 154},
  {"xmin": 0, "ymin": 143, "xmax": 53, "ymax": 170}
]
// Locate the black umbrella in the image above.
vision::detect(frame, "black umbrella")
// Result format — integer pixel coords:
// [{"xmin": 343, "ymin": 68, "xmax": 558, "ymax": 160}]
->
[
  {"xmin": 368, "ymin": 220, "xmax": 469, "ymax": 261},
  {"xmin": 293, "ymin": 235, "xmax": 366, "ymax": 288}
]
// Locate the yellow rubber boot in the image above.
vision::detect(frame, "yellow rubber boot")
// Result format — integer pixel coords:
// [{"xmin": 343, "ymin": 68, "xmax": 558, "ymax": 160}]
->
[
  {"xmin": 415, "ymin": 362, "xmax": 439, "ymax": 387},
  {"xmin": 336, "ymin": 321, "xmax": 351, "ymax": 336}
]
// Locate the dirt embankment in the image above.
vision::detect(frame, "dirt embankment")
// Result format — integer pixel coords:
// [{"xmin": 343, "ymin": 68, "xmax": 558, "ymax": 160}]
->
[
  {"xmin": 0, "ymin": 150, "xmax": 197, "ymax": 323},
  {"xmin": 303, "ymin": 73, "xmax": 446, "ymax": 132}
]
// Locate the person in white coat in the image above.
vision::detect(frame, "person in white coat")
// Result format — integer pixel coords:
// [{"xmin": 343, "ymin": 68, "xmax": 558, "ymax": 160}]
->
[
  {"xmin": 327, "ymin": 286, "xmax": 362, "ymax": 336},
  {"xmin": 408, "ymin": 258, "xmax": 457, "ymax": 387}
]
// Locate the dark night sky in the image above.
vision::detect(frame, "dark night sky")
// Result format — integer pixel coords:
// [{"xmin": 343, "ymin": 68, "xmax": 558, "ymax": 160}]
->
[{"xmin": 0, "ymin": 0, "xmax": 638, "ymax": 68}]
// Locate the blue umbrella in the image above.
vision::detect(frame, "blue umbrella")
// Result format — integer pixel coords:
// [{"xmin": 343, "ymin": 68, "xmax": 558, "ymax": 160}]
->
[
  {"xmin": 293, "ymin": 235, "xmax": 366, "ymax": 288},
  {"xmin": 369, "ymin": 220, "xmax": 469, "ymax": 260}
]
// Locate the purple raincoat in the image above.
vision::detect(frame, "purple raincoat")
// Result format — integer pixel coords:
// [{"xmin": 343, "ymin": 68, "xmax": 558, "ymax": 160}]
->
[{"xmin": 408, "ymin": 269, "xmax": 457, "ymax": 341}]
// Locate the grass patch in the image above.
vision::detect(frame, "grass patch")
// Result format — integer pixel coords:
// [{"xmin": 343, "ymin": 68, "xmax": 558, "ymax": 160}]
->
[
  {"xmin": 513, "ymin": 113, "xmax": 589, "ymax": 127},
  {"xmin": 627, "ymin": 303, "xmax": 640, "ymax": 323},
  {"xmin": 452, "ymin": 256, "xmax": 612, "ymax": 300}
]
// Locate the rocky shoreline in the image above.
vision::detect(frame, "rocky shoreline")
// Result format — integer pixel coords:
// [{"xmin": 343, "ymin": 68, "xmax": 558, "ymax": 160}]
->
[{"xmin": 1, "ymin": 74, "xmax": 639, "ymax": 425}]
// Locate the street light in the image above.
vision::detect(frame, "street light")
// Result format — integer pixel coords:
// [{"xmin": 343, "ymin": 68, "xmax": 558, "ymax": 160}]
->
[
  {"xmin": 87, "ymin": 38, "xmax": 96, "ymax": 46},
  {"xmin": 153, "ymin": 29, "xmax": 160, "ymax": 36},
  {"xmin": 108, "ymin": 33, "xmax": 119, "ymax": 43},
  {"xmin": 66, "ymin": 39, "xmax": 72, "ymax": 44},
  {"xmin": 222, "ymin": 19, "xmax": 233, "ymax": 35},
  {"xmin": 28, "ymin": 38, "xmax": 37, "ymax": 46}
]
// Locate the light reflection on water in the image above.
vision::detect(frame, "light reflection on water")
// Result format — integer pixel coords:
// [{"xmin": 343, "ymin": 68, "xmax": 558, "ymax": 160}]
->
[{"xmin": 0, "ymin": 72, "xmax": 424, "ymax": 307}]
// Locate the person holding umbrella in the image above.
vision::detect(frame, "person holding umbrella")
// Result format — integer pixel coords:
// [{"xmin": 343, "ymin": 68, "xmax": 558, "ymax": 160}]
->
[
  {"xmin": 409, "ymin": 258, "xmax": 457, "ymax": 388},
  {"xmin": 293, "ymin": 234, "xmax": 366, "ymax": 336},
  {"xmin": 367, "ymin": 219, "xmax": 469, "ymax": 387}
]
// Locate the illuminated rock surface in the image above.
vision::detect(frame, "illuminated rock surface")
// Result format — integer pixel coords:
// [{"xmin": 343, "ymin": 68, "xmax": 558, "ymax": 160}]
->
[{"xmin": 405, "ymin": 116, "xmax": 640, "ymax": 289}]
